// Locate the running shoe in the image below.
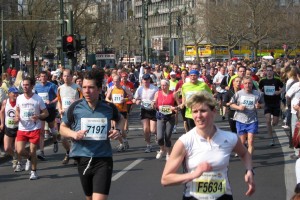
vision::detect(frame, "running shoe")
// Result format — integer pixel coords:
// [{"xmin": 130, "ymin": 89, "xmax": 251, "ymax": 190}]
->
[
  {"xmin": 290, "ymin": 154, "xmax": 300, "ymax": 160},
  {"xmin": 37, "ymin": 151, "xmax": 46, "ymax": 161},
  {"xmin": 14, "ymin": 162, "xmax": 24, "ymax": 172},
  {"xmin": 144, "ymin": 145, "xmax": 152, "ymax": 153},
  {"xmin": 117, "ymin": 144, "xmax": 125, "ymax": 152},
  {"xmin": 12, "ymin": 159, "xmax": 18, "ymax": 169},
  {"xmin": 124, "ymin": 141, "xmax": 130, "ymax": 150},
  {"xmin": 156, "ymin": 150, "xmax": 164, "ymax": 159},
  {"xmin": 25, "ymin": 159, "xmax": 31, "ymax": 171},
  {"xmin": 166, "ymin": 153, "xmax": 170, "ymax": 161},
  {"xmin": 53, "ymin": 142, "xmax": 58, "ymax": 153},
  {"xmin": 172, "ymin": 125, "xmax": 177, "ymax": 134},
  {"xmin": 62, "ymin": 154, "xmax": 69, "ymax": 165},
  {"xmin": 29, "ymin": 171, "xmax": 38, "ymax": 180}
]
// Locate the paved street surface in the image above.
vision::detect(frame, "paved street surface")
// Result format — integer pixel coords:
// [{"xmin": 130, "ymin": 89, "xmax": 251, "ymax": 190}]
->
[{"xmin": 0, "ymin": 105, "xmax": 297, "ymax": 200}]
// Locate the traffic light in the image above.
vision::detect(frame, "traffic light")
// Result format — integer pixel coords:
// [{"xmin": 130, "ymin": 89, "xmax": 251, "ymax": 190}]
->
[
  {"xmin": 2, "ymin": 53, "xmax": 7, "ymax": 65},
  {"xmin": 63, "ymin": 35, "xmax": 76, "ymax": 59},
  {"xmin": 143, "ymin": 3, "xmax": 148, "ymax": 20},
  {"xmin": 75, "ymin": 34, "xmax": 86, "ymax": 51}
]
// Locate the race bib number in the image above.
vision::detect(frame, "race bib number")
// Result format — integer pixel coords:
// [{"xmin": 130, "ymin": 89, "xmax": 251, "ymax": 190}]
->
[
  {"xmin": 141, "ymin": 99, "xmax": 153, "ymax": 110},
  {"xmin": 81, "ymin": 118, "xmax": 107, "ymax": 141},
  {"xmin": 21, "ymin": 108, "xmax": 35, "ymax": 120},
  {"xmin": 6, "ymin": 117, "xmax": 17, "ymax": 128},
  {"xmin": 38, "ymin": 92, "xmax": 49, "ymax": 103},
  {"xmin": 185, "ymin": 91, "xmax": 197, "ymax": 101},
  {"xmin": 264, "ymin": 86, "xmax": 275, "ymax": 96},
  {"xmin": 190, "ymin": 171, "xmax": 226, "ymax": 199},
  {"xmin": 240, "ymin": 96, "xmax": 255, "ymax": 110},
  {"xmin": 159, "ymin": 105, "xmax": 172, "ymax": 115},
  {"xmin": 62, "ymin": 97, "xmax": 74, "ymax": 109},
  {"xmin": 112, "ymin": 94, "xmax": 123, "ymax": 104}
]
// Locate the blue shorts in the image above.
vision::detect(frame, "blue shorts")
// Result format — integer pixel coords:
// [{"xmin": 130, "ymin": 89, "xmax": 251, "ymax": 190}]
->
[{"xmin": 236, "ymin": 121, "xmax": 258, "ymax": 135}]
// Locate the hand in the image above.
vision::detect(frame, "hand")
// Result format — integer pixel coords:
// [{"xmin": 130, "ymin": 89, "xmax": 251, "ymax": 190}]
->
[
  {"xmin": 59, "ymin": 109, "xmax": 64, "ymax": 115},
  {"xmin": 45, "ymin": 100, "xmax": 50, "ymax": 105},
  {"xmin": 192, "ymin": 162, "xmax": 212, "ymax": 179},
  {"xmin": 31, "ymin": 114, "xmax": 39, "ymax": 122},
  {"xmin": 135, "ymin": 99, "xmax": 141, "ymax": 105},
  {"xmin": 255, "ymin": 103, "xmax": 260, "ymax": 109},
  {"xmin": 14, "ymin": 115, "xmax": 20, "ymax": 123},
  {"xmin": 244, "ymin": 171, "xmax": 255, "ymax": 196},
  {"xmin": 239, "ymin": 105, "xmax": 246, "ymax": 111},
  {"xmin": 108, "ymin": 129, "xmax": 121, "ymax": 140},
  {"xmin": 73, "ymin": 130, "xmax": 87, "ymax": 140},
  {"xmin": 274, "ymin": 91, "xmax": 281, "ymax": 95}
]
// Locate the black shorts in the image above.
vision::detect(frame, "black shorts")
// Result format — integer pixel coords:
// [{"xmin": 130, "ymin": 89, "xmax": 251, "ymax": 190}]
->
[
  {"xmin": 264, "ymin": 105, "xmax": 281, "ymax": 117},
  {"xmin": 140, "ymin": 108, "xmax": 157, "ymax": 121},
  {"xmin": 42, "ymin": 107, "xmax": 57, "ymax": 123},
  {"xmin": 5, "ymin": 127, "xmax": 18, "ymax": 138},
  {"xmin": 120, "ymin": 112, "xmax": 128, "ymax": 119},
  {"xmin": 77, "ymin": 157, "xmax": 113, "ymax": 196}
]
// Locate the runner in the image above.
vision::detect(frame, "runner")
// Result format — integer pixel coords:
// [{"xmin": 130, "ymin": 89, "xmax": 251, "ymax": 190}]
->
[
  {"xmin": 153, "ymin": 79, "xmax": 177, "ymax": 160},
  {"xmin": 0, "ymin": 87, "xmax": 22, "ymax": 171},
  {"xmin": 259, "ymin": 65, "xmax": 284, "ymax": 146},
  {"xmin": 180, "ymin": 70, "xmax": 212, "ymax": 131},
  {"xmin": 120, "ymin": 72, "xmax": 135, "ymax": 133},
  {"xmin": 60, "ymin": 69, "xmax": 123, "ymax": 200},
  {"xmin": 161, "ymin": 91, "xmax": 255, "ymax": 200},
  {"xmin": 105, "ymin": 75, "xmax": 133, "ymax": 152},
  {"xmin": 133, "ymin": 73, "xmax": 158, "ymax": 152},
  {"xmin": 15, "ymin": 77, "xmax": 49, "ymax": 180},
  {"xmin": 35, "ymin": 71, "xmax": 59, "ymax": 160},
  {"xmin": 57, "ymin": 69, "xmax": 83, "ymax": 164},
  {"xmin": 230, "ymin": 76, "xmax": 264, "ymax": 155}
]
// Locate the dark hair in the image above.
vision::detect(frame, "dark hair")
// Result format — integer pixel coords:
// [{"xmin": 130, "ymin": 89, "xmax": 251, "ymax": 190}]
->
[
  {"xmin": 40, "ymin": 71, "xmax": 48, "ymax": 76},
  {"xmin": 23, "ymin": 76, "xmax": 36, "ymax": 86},
  {"xmin": 83, "ymin": 69, "xmax": 105, "ymax": 88},
  {"xmin": 181, "ymin": 69, "xmax": 189, "ymax": 75}
]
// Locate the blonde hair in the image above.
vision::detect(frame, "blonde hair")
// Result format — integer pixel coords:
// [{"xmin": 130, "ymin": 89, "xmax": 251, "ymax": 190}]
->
[
  {"xmin": 14, "ymin": 71, "xmax": 24, "ymax": 88},
  {"xmin": 186, "ymin": 91, "xmax": 216, "ymax": 111}
]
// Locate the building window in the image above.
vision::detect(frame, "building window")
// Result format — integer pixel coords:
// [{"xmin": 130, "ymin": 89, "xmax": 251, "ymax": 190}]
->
[{"xmin": 279, "ymin": 0, "xmax": 286, "ymax": 6}]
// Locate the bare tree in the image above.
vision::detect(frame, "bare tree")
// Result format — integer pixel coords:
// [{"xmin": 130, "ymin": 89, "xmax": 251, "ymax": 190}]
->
[
  {"xmin": 182, "ymin": 1, "xmax": 206, "ymax": 63},
  {"xmin": 205, "ymin": 1, "xmax": 245, "ymax": 58},
  {"xmin": 18, "ymin": 0, "xmax": 58, "ymax": 77},
  {"xmin": 240, "ymin": 0, "xmax": 281, "ymax": 60}
]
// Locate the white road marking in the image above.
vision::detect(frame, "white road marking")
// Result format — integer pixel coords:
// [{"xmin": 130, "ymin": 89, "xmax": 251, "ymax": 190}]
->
[{"xmin": 112, "ymin": 158, "xmax": 144, "ymax": 181}]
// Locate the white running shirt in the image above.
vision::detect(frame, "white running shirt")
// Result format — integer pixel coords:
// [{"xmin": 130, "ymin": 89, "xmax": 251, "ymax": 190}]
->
[
  {"xmin": 179, "ymin": 127, "xmax": 238, "ymax": 199},
  {"xmin": 16, "ymin": 94, "xmax": 46, "ymax": 131}
]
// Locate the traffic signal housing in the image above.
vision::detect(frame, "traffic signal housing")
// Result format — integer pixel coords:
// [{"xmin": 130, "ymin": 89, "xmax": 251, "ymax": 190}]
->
[
  {"xmin": 63, "ymin": 35, "xmax": 76, "ymax": 59},
  {"xmin": 2, "ymin": 53, "xmax": 7, "ymax": 65}
]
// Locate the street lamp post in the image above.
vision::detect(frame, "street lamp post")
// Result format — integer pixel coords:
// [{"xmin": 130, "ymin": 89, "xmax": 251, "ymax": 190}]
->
[{"xmin": 168, "ymin": 0, "xmax": 172, "ymax": 63}]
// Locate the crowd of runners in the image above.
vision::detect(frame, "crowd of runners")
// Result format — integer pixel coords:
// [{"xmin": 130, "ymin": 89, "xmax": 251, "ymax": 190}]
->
[{"xmin": 0, "ymin": 57, "xmax": 300, "ymax": 199}]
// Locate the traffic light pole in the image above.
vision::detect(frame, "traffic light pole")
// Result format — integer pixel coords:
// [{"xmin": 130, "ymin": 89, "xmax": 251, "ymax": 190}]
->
[
  {"xmin": 67, "ymin": 11, "xmax": 76, "ymax": 71},
  {"xmin": 59, "ymin": 0, "xmax": 64, "ymax": 67},
  {"xmin": 1, "ymin": 10, "xmax": 5, "ymax": 73}
]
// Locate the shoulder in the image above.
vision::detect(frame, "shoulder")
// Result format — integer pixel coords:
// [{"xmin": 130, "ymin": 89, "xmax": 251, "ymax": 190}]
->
[{"xmin": 216, "ymin": 128, "xmax": 238, "ymax": 145}]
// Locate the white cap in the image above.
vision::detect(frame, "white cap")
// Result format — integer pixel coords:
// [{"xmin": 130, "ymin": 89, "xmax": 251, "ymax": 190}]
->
[{"xmin": 170, "ymin": 71, "xmax": 176, "ymax": 76}]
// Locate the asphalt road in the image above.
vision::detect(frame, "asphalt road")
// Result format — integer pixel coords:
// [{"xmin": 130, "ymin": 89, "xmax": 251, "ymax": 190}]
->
[{"xmin": 0, "ymin": 106, "xmax": 297, "ymax": 200}]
